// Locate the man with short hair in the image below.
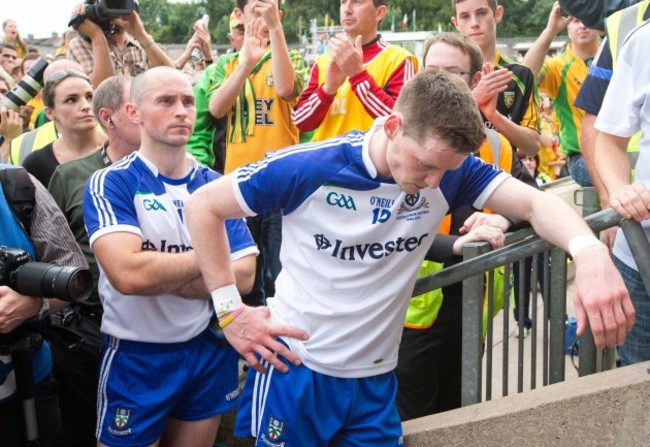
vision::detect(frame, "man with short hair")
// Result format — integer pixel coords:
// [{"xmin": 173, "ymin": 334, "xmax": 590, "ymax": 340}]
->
[
  {"xmin": 292, "ymin": 0, "xmax": 418, "ymax": 141},
  {"xmin": 84, "ymin": 67, "xmax": 258, "ymax": 447},
  {"xmin": 0, "ymin": 44, "xmax": 19, "ymax": 75},
  {"xmin": 523, "ymin": 1, "xmax": 601, "ymax": 187},
  {"xmin": 452, "ymin": 0, "xmax": 541, "ymax": 156},
  {"xmin": 186, "ymin": 70, "xmax": 633, "ymax": 446},
  {"xmin": 396, "ymin": 32, "xmax": 516, "ymax": 420},
  {"xmin": 46, "ymin": 75, "xmax": 139, "ymax": 446}
]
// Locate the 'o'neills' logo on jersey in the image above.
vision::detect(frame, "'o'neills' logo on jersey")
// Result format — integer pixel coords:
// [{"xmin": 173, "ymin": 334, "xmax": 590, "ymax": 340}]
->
[
  {"xmin": 503, "ymin": 91, "xmax": 515, "ymax": 109},
  {"xmin": 326, "ymin": 192, "xmax": 357, "ymax": 210},
  {"xmin": 397, "ymin": 193, "xmax": 430, "ymax": 221},
  {"xmin": 314, "ymin": 233, "xmax": 428, "ymax": 261}
]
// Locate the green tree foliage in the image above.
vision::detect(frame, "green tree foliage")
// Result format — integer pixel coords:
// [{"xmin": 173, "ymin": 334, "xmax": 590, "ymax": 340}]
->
[
  {"xmin": 140, "ymin": 0, "xmax": 235, "ymax": 46},
  {"xmin": 138, "ymin": 0, "xmax": 555, "ymax": 44}
]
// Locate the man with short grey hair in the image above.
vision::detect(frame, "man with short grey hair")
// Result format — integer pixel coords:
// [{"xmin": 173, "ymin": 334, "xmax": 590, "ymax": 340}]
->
[{"xmin": 45, "ymin": 74, "xmax": 139, "ymax": 447}]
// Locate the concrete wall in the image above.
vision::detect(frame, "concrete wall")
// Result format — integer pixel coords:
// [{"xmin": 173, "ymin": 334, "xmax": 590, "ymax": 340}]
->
[{"xmin": 403, "ymin": 361, "xmax": 650, "ymax": 446}]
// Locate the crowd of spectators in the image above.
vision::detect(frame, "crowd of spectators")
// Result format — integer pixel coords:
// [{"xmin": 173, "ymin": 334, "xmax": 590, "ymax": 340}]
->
[{"xmin": 0, "ymin": 0, "xmax": 648, "ymax": 446}]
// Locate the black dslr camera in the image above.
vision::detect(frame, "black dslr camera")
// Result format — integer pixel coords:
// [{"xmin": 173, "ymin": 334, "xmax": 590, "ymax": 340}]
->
[
  {"xmin": 69, "ymin": 0, "xmax": 137, "ymax": 34},
  {"xmin": 0, "ymin": 246, "xmax": 92, "ymax": 303}
]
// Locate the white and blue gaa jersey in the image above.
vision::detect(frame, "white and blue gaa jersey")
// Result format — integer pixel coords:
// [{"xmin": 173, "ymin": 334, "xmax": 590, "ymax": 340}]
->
[
  {"xmin": 232, "ymin": 120, "xmax": 509, "ymax": 378},
  {"xmin": 84, "ymin": 152, "xmax": 257, "ymax": 343}
]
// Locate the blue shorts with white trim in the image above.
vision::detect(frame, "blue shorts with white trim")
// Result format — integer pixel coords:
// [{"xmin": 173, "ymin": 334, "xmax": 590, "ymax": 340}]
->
[
  {"xmin": 96, "ymin": 327, "xmax": 239, "ymax": 447},
  {"xmin": 235, "ymin": 349, "xmax": 403, "ymax": 447}
]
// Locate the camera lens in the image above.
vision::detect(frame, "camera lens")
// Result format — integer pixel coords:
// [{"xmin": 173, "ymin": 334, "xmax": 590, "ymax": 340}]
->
[
  {"xmin": 0, "ymin": 57, "xmax": 48, "ymax": 111},
  {"xmin": 11, "ymin": 262, "xmax": 92, "ymax": 303}
]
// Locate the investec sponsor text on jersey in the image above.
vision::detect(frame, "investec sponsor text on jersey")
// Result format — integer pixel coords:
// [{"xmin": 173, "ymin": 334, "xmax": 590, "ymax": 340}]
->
[{"xmin": 314, "ymin": 232, "xmax": 429, "ymax": 261}]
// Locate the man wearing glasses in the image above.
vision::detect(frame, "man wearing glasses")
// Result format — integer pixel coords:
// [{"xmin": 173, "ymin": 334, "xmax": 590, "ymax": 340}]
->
[{"xmin": 396, "ymin": 32, "xmax": 536, "ymax": 420}]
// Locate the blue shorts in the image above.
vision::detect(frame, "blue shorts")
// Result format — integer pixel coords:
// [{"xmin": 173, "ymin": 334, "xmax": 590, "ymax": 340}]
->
[
  {"xmin": 235, "ymin": 355, "xmax": 403, "ymax": 447},
  {"xmin": 96, "ymin": 327, "xmax": 239, "ymax": 447}
]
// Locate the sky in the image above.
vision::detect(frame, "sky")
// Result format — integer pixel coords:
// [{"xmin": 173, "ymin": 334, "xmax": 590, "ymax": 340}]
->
[
  {"xmin": 2, "ymin": 0, "xmax": 87, "ymax": 39},
  {"xmin": 1, "ymin": 0, "xmax": 190, "ymax": 40}
]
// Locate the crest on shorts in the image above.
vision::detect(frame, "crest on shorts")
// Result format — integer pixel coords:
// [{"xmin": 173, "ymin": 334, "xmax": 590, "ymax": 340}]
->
[
  {"xmin": 114, "ymin": 408, "xmax": 131, "ymax": 429},
  {"xmin": 503, "ymin": 91, "xmax": 515, "ymax": 109},
  {"xmin": 267, "ymin": 416, "xmax": 285, "ymax": 441}
]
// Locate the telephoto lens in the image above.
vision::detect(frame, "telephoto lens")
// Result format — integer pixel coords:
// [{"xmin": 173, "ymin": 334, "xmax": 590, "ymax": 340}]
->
[
  {"xmin": 11, "ymin": 262, "xmax": 93, "ymax": 303},
  {"xmin": 0, "ymin": 246, "xmax": 92, "ymax": 302},
  {"xmin": 0, "ymin": 57, "xmax": 48, "ymax": 111}
]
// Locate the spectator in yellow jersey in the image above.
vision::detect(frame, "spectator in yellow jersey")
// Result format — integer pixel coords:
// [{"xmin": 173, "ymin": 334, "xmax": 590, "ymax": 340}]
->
[
  {"xmin": 523, "ymin": 1, "xmax": 600, "ymax": 187},
  {"xmin": 207, "ymin": 0, "xmax": 305, "ymax": 307}
]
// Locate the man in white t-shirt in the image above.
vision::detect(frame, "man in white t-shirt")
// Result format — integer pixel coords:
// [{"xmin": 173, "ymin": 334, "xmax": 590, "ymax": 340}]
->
[
  {"xmin": 187, "ymin": 70, "xmax": 633, "ymax": 446},
  {"xmin": 593, "ymin": 20, "xmax": 650, "ymax": 367}
]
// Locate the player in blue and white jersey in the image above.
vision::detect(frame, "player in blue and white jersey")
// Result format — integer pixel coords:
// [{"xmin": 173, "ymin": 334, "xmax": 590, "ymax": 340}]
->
[
  {"xmin": 187, "ymin": 70, "xmax": 633, "ymax": 447},
  {"xmin": 83, "ymin": 67, "xmax": 258, "ymax": 447}
]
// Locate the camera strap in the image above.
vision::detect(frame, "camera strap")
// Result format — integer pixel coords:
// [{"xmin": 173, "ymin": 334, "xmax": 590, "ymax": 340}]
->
[{"xmin": 0, "ymin": 166, "xmax": 35, "ymax": 237}]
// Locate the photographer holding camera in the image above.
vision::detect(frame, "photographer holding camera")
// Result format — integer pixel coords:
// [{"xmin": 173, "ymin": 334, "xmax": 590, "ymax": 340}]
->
[
  {"xmin": 0, "ymin": 164, "xmax": 88, "ymax": 447},
  {"xmin": 66, "ymin": 0, "xmax": 175, "ymax": 87}
]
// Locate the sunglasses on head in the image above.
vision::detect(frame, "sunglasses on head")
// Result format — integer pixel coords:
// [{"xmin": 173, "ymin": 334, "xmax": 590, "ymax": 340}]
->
[{"xmin": 46, "ymin": 69, "xmax": 90, "ymax": 85}]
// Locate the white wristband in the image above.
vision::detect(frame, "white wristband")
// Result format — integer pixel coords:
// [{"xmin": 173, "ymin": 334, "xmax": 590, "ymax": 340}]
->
[
  {"xmin": 211, "ymin": 284, "xmax": 243, "ymax": 317},
  {"xmin": 568, "ymin": 234, "xmax": 602, "ymax": 257}
]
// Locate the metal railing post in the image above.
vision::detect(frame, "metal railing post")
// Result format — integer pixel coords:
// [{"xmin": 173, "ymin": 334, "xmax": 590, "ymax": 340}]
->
[
  {"xmin": 548, "ymin": 246, "xmax": 567, "ymax": 384},
  {"xmin": 576, "ymin": 187, "xmax": 602, "ymax": 376},
  {"xmin": 461, "ymin": 242, "xmax": 488, "ymax": 406},
  {"xmin": 621, "ymin": 219, "xmax": 650, "ymax": 297}
]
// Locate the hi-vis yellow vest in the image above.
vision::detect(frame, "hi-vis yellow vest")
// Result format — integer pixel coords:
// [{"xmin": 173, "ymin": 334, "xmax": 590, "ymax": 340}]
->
[
  {"xmin": 9, "ymin": 121, "xmax": 57, "ymax": 165},
  {"xmin": 405, "ymin": 129, "xmax": 512, "ymax": 337},
  {"xmin": 605, "ymin": 0, "xmax": 649, "ymax": 155}
]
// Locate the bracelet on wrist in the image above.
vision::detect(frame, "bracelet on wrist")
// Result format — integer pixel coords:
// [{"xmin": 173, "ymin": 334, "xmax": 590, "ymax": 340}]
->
[
  {"xmin": 202, "ymin": 58, "xmax": 213, "ymax": 65},
  {"xmin": 211, "ymin": 284, "xmax": 243, "ymax": 318},
  {"xmin": 218, "ymin": 305, "xmax": 246, "ymax": 328},
  {"xmin": 568, "ymin": 234, "xmax": 603, "ymax": 257}
]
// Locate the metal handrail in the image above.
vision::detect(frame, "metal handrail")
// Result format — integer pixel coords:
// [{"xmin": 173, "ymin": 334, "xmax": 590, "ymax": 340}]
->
[
  {"xmin": 413, "ymin": 208, "xmax": 642, "ymax": 297},
  {"xmin": 411, "ymin": 207, "xmax": 650, "ymax": 406}
]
